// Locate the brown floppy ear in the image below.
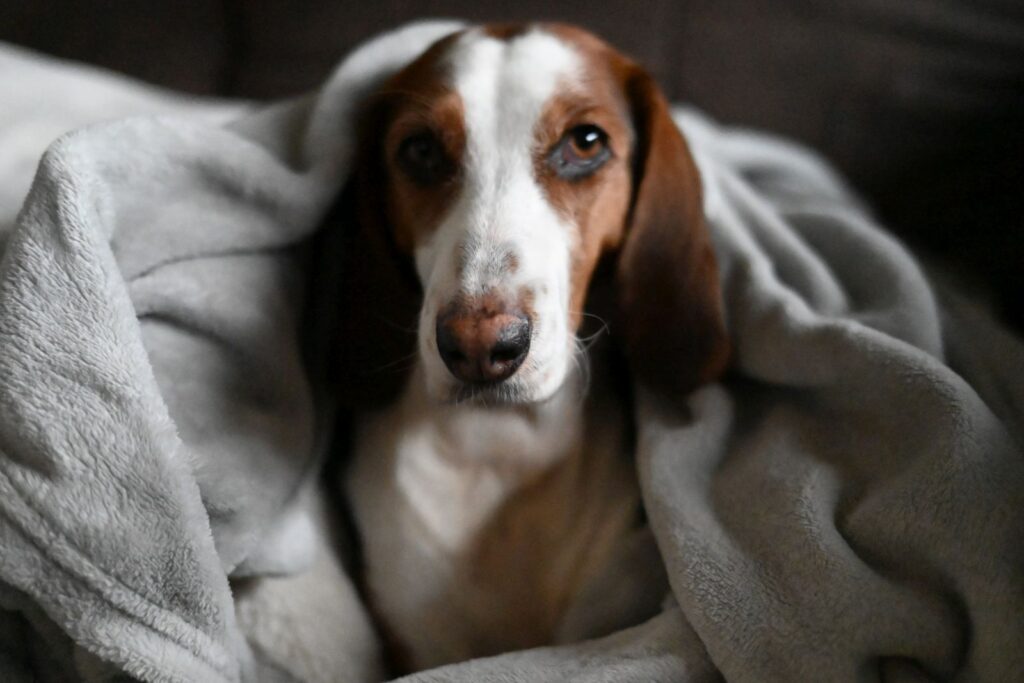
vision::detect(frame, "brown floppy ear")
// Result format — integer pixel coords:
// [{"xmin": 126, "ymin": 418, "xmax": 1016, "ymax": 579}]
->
[
  {"xmin": 307, "ymin": 96, "xmax": 422, "ymax": 411},
  {"xmin": 616, "ymin": 68, "xmax": 729, "ymax": 404}
]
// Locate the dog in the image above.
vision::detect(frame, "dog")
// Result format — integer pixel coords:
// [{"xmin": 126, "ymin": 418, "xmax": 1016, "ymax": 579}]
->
[{"xmin": 324, "ymin": 23, "xmax": 730, "ymax": 674}]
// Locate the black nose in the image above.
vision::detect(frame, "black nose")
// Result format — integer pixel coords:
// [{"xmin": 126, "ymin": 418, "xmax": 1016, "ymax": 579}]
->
[{"xmin": 436, "ymin": 310, "xmax": 531, "ymax": 384}]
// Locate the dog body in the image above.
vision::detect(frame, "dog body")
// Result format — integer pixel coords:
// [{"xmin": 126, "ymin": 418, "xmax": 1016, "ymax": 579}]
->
[
  {"xmin": 347, "ymin": 351, "xmax": 655, "ymax": 669},
  {"xmin": 334, "ymin": 23, "xmax": 728, "ymax": 673}
]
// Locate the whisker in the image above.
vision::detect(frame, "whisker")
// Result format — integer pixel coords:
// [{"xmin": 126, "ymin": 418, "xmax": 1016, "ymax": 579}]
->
[
  {"xmin": 574, "ymin": 313, "xmax": 610, "ymax": 353},
  {"xmin": 369, "ymin": 349, "xmax": 419, "ymax": 373},
  {"xmin": 577, "ymin": 327, "xmax": 607, "ymax": 346},
  {"xmin": 570, "ymin": 337, "xmax": 594, "ymax": 405},
  {"xmin": 373, "ymin": 313, "xmax": 420, "ymax": 335},
  {"xmin": 575, "ymin": 311, "xmax": 610, "ymax": 325}
]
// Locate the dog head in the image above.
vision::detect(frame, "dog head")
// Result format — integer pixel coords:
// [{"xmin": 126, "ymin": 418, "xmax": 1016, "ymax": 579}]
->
[{"xmin": 331, "ymin": 23, "xmax": 728, "ymax": 407}]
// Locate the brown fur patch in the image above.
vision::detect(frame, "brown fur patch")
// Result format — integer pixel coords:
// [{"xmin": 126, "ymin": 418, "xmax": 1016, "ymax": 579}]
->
[
  {"xmin": 364, "ymin": 31, "xmax": 467, "ymax": 254},
  {"xmin": 483, "ymin": 23, "xmax": 531, "ymax": 41}
]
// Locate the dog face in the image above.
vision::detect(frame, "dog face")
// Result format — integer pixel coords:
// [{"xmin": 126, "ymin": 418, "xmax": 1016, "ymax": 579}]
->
[{"xmin": 336, "ymin": 24, "xmax": 728, "ymax": 407}]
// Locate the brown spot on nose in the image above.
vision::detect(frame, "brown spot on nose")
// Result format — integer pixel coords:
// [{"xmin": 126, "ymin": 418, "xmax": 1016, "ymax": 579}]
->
[{"xmin": 436, "ymin": 306, "xmax": 531, "ymax": 384}]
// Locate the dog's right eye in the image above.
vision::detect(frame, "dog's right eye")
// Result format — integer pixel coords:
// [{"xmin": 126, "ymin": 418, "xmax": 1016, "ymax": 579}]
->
[
  {"xmin": 397, "ymin": 132, "xmax": 451, "ymax": 185},
  {"xmin": 548, "ymin": 124, "xmax": 611, "ymax": 180}
]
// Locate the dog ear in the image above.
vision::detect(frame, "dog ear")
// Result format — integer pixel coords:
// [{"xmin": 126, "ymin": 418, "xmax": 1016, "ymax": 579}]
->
[
  {"xmin": 615, "ymin": 68, "xmax": 730, "ymax": 405},
  {"xmin": 308, "ymin": 96, "xmax": 422, "ymax": 410}
]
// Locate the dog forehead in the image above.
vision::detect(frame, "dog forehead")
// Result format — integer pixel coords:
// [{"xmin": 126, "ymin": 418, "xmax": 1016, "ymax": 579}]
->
[{"xmin": 440, "ymin": 28, "xmax": 584, "ymax": 140}]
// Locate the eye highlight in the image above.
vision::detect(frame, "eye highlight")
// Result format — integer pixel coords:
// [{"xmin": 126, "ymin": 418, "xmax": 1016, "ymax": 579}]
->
[
  {"xmin": 548, "ymin": 124, "xmax": 611, "ymax": 180},
  {"xmin": 396, "ymin": 131, "xmax": 453, "ymax": 185}
]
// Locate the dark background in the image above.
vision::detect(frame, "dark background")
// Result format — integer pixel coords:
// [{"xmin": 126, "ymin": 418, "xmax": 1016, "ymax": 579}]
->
[{"xmin": 2, "ymin": 0, "xmax": 1022, "ymax": 331}]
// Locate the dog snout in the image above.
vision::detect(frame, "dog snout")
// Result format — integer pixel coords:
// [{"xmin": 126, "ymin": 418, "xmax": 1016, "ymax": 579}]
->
[{"xmin": 436, "ymin": 308, "xmax": 531, "ymax": 384}]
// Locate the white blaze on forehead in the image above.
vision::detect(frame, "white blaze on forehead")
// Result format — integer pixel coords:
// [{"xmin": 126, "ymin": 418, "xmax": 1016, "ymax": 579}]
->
[{"xmin": 450, "ymin": 29, "xmax": 582, "ymax": 159}]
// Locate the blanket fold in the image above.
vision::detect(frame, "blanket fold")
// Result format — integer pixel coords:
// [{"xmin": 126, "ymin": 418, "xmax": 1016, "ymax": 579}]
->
[
  {"xmin": 641, "ymin": 111, "xmax": 1024, "ymax": 681},
  {"xmin": 0, "ymin": 21, "xmax": 1021, "ymax": 683}
]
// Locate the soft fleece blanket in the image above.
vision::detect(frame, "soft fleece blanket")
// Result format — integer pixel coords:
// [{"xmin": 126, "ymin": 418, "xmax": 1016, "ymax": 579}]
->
[{"xmin": 0, "ymin": 21, "xmax": 1021, "ymax": 683}]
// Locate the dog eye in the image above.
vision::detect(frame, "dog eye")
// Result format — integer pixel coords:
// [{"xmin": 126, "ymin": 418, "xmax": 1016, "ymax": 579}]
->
[
  {"xmin": 549, "ymin": 124, "xmax": 611, "ymax": 180},
  {"xmin": 397, "ymin": 132, "xmax": 451, "ymax": 185}
]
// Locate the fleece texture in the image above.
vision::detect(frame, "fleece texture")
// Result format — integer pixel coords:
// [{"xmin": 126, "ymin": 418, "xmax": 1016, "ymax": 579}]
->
[{"xmin": 0, "ymin": 21, "xmax": 1021, "ymax": 683}]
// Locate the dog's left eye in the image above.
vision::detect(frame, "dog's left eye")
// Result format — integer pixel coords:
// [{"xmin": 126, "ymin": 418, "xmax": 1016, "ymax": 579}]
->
[
  {"xmin": 549, "ymin": 125, "xmax": 611, "ymax": 180},
  {"xmin": 397, "ymin": 131, "xmax": 452, "ymax": 185}
]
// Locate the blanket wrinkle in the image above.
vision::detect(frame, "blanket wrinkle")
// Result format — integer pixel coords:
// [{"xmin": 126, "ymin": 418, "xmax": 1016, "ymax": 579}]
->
[
  {"xmin": 0, "ymin": 138, "xmax": 243, "ymax": 682},
  {"xmin": 0, "ymin": 20, "xmax": 1022, "ymax": 683}
]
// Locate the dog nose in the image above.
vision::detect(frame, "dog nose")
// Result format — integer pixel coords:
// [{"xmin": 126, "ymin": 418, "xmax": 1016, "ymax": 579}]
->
[{"xmin": 436, "ymin": 310, "xmax": 531, "ymax": 384}]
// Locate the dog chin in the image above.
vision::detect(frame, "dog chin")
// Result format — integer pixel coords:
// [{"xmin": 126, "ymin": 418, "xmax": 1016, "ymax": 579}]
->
[{"xmin": 424, "ymin": 363, "xmax": 569, "ymax": 408}]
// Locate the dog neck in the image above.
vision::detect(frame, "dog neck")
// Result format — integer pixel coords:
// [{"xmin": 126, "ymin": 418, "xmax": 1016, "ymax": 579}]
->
[{"xmin": 362, "ymin": 347, "xmax": 606, "ymax": 540}]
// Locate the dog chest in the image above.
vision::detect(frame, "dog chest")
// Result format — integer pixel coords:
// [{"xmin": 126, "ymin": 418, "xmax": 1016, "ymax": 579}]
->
[{"xmin": 345, "ymin": 369, "xmax": 640, "ymax": 670}]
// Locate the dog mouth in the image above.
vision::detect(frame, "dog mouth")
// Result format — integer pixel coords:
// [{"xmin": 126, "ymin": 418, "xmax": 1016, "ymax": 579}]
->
[{"xmin": 444, "ymin": 379, "xmax": 534, "ymax": 407}]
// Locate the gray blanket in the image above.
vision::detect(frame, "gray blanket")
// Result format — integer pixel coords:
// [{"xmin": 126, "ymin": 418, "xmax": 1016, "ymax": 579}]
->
[{"xmin": 0, "ymin": 22, "xmax": 1021, "ymax": 683}]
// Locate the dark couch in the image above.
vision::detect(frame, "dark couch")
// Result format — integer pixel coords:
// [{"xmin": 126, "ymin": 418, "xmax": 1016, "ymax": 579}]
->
[{"xmin": 3, "ymin": 0, "xmax": 1021, "ymax": 330}]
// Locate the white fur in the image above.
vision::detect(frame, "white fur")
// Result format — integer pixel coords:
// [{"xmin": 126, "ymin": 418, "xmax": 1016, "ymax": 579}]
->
[{"xmin": 415, "ymin": 29, "xmax": 583, "ymax": 403}]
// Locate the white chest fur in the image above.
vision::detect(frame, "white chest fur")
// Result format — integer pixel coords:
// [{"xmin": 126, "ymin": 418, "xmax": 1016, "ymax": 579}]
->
[{"xmin": 345, "ymin": 363, "xmax": 662, "ymax": 671}]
